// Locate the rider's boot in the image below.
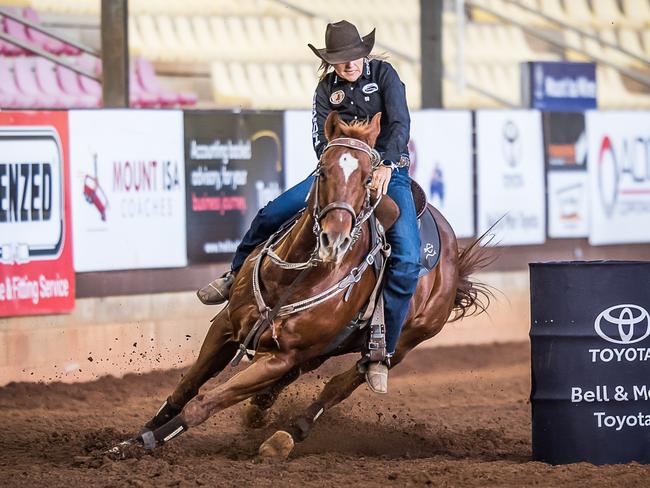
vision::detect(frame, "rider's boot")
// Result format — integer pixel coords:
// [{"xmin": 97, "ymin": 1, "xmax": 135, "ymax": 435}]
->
[
  {"xmin": 196, "ymin": 269, "xmax": 236, "ymax": 305},
  {"xmin": 365, "ymin": 361, "xmax": 389, "ymax": 394}
]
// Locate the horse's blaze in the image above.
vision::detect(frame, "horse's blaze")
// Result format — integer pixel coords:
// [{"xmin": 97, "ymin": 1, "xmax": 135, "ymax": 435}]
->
[{"xmin": 338, "ymin": 152, "xmax": 358, "ymax": 184}]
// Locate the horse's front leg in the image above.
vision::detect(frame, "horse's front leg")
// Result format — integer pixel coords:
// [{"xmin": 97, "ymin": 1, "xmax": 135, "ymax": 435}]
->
[
  {"xmin": 137, "ymin": 350, "xmax": 299, "ymax": 450},
  {"xmin": 141, "ymin": 310, "xmax": 238, "ymax": 431}
]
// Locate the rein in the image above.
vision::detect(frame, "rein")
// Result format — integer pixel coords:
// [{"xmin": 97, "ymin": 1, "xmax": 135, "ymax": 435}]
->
[{"xmin": 230, "ymin": 136, "xmax": 389, "ymax": 367}]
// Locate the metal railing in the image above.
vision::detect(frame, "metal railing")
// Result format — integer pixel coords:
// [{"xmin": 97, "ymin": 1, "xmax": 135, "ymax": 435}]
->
[
  {"xmin": 270, "ymin": 0, "xmax": 516, "ymax": 107},
  {"xmin": 465, "ymin": 0, "xmax": 650, "ymax": 90},
  {"xmin": 0, "ymin": 7, "xmax": 100, "ymax": 81}
]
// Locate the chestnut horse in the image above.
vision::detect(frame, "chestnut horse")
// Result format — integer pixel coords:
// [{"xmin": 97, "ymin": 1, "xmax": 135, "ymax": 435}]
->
[{"xmin": 117, "ymin": 111, "xmax": 490, "ymax": 459}]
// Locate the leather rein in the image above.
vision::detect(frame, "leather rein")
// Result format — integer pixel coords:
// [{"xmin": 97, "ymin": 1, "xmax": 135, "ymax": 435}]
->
[{"xmin": 230, "ymin": 137, "xmax": 389, "ymax": 366}]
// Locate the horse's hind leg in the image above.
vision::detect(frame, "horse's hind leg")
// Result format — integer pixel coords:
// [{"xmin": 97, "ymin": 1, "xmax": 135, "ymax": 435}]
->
[
  {"xmin": 259, "ymin": 335, "xmax": 424, "ymax": 459},
  {"xmin": 258, "ymin": 363, "xmax": 365, "ymax": 459},
  {"xmin": 143, "ymin": 310, "xmax": 238, "ymax": 431},
  {"xmin": 243, "ymin": 356, "xmax": 326, "ymax": 428}
]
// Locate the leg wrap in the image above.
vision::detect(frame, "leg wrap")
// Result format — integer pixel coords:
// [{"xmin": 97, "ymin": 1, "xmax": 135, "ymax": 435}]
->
[
  {"xmin": 138, "ymin": 415, "xmax": 188, "ymax": 450},
  {"xmin": 144, "ymin": 397, "xmax": 183, "ymax": 431}
]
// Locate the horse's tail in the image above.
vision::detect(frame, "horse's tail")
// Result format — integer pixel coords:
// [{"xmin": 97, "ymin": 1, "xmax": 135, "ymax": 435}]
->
[{"xmin": 450, "ymin": 230, "xmax": 496, "ymax": 322}]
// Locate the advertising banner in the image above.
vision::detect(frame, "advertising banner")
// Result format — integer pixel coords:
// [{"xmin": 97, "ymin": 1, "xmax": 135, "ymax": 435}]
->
[
  {"xmin": 544, "ymin": 112, "xmax": 589, "ymax": 238},
  {"xmin": 69, "ymin": 110, "xmax": 186, "ymax": 271},
  {"xmin": 524, "ymin": 61, "xmax": 597, "ymax": 111},
  {"xmin": 476, "ymin": 110, "xmax": 545, "ymax": 246},
  {"xmin": 587, "ymin": 111, "xmax": 650, "ymax": 245},
  {"xmin": 409, "ymin": 110, "xmax": 474, "ymax": 238},
  {"xmin": 284, "ymin": 110, "xmax": 318, "ymax": 189},
  {"xmin": 0, "ymin": 111, "xmax": 75, "ymax": 316},
  {"xmin": 184, "ymin": 111, "xmax": 283, "ymax": 263},
  {"xmin": 531, "ymin": 262, "xmax": 650, "ymax": 464}
]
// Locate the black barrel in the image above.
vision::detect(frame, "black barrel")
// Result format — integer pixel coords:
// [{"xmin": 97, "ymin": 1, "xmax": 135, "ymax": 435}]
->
[{"xmin": 530, "ymin": 261, "xmax": 650, "ymax": 465}]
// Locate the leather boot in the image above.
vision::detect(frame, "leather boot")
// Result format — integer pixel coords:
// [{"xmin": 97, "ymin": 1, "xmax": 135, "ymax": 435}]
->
[
  {"xmin": 196, "ymin": 270, "xmax": 236, "ymax": 305},
  {"xmin": 365, "ymin": 361, "xmax": 388, "ymax": 394}
]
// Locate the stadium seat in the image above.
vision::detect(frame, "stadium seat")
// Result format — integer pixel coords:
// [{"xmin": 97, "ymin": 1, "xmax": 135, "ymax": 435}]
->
[
  {"xmin": 600, "ymin": 28, "xmax": 632, "ymax": 66},
  {"xmin": 564, "ymin": 0, "xmax": 596, "ymax": 27},
  {"xmin": 22, "ymin": 8, "xmax": 66, "ymax": 54},
  {"xmin": 137, "ymin": 15, "xmax": 166, "ymax": 61},
  {"xmin": 597, "ymin": 66, "xmax": 650, "ymax": 108},
  {"xmin": 592, "ymin": 0, "xmax": 624, "ymax": 27},
  {"xmin": 55, "ymin": 63, "xmax": 101, "ymax": 107},
  {"xmin": 0, "ymin": 57, "xmax": 32, "ymax": 107},
  {"xmin": 190, "ymin": 17, "xmax": 219, "ymax": 60},
  {"xmin": 76, "ymin": 53, "xmax": 103, "ymax": 100},
  {"xmin": 618, "ymin": 28, "xmax": 647, "ymax": 66},
  {"xmin": 34, "ymin": 57, "xmax": 80, "ymax": 106},
  {"xmin": 2, "ymin": 8, "xmax": 29, "ymax": 55},
  {"xmin": 136, "ymin": 57, "xmax": 197, "ymax": 106},
  {"xmin": 155, "ymin": 15, "xmax": 184, "ymax": 62},
  {"xmin": 173, "ymin": 16, "xmax": 203, "ymax": 62},
  {"xmin": 538, "ymin": 0, "xmax": 565, "ymax": 23},
  {"xmin": 13, "ymin": 56, "xmax": 59, "ymax": 106},
  {"xmin": 621, "ymin": 0, "xmax": 650, "ymax": 28},
  {"xmin": 211, "ymin": 61, "xmax": 253, "ymax": 107}
]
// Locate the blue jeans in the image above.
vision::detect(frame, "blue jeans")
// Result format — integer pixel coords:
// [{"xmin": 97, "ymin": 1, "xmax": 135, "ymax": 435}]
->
[{"xmin": 232, "ymin": 167, "xmax": 420, "ymax": 356}]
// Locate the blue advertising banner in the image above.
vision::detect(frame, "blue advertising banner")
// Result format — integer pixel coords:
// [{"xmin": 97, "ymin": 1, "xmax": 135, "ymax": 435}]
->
[
  {"xmin": 524, "ymin": 61, "xmax": 597, "ymax": 111},
  {"xmin": 531, "ymin": 261, "xmax": 650, "ymax": 465}
]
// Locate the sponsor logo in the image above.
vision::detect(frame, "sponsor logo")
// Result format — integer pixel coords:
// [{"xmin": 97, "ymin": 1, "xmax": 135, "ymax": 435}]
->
[
  {"xmin": 502, "ymin": 120, "xmax": 521, "ymax": 167},
  {"xmin": 330, "ymin": 90, "xmax": 345, "ymax": 105},
  {"xmin": 82, "ymin": 153, "xmax": 109, "ymax": 221},
  {"xmin": 594, "ymin": 304, "xmax": 650, "ymax": 345},
  {"xmin": 597, "ymin": 134, "xmax": 650, "ymax": 217},
  {"xmin": 0, "ymin": 127, "xmax": 64, "ymax": 264},
  {"xmin": 362, "ymin": 83, "xmax": 379, "ymax": 94}
]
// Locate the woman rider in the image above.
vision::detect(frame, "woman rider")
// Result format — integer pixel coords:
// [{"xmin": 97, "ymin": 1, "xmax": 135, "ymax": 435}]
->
[{"xmin": 197, "ymin": 20, "xmax": 420, "ymax": 394}]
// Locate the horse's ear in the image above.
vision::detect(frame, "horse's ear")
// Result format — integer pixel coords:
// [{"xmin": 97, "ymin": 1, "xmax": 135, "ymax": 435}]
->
[
  {"xmin": 367, "ymin": 112, "xmax": 382, "ymax": 148},
  {"xmin": 324, "ymin": 111, "xmax": 342, "ymax": 142}
]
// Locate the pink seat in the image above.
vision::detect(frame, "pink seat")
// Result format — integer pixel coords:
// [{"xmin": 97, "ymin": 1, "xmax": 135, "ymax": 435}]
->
[
  {"xmin": 2, "ymin": 8, "xmax": 28, "ymax": 55},
  {"xmin": 14, "ymin": 57, "xmax": 59, "ymax": 107},
  {"xmin": 0, "ymin": 57, "xmax": 36, "ymax": 107},
  {"xmin": 76, "ymin": 52, "xmax": 103, "ymax": 98},
  {"xmin": 23, "ymin": 8, "xmax": 65, "ymax": 55},
  {"xmin": 56, "ymin": 63, "xmax": 101, "ymax": 107},
  {"xmin": 136, "ymin": 57, "xmax": 181, "ymax": 107},
  {"xmin": 34, "ymin": 57, "xmax": 78, "ymax": 107},
  {"xmin": 129, "ymin": 62, "xmax": 158, "ymax": 107}
]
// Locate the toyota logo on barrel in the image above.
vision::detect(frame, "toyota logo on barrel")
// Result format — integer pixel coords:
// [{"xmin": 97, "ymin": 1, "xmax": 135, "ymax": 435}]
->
[{"xmin": 594, "ymin": 304, "xmax": 650, "ymax": 345}]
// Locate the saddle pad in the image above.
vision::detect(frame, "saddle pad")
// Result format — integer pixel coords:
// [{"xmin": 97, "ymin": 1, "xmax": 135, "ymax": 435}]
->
[{"xmin": 418, "ymin": 206, "xmax": 441, "ymax": 277}]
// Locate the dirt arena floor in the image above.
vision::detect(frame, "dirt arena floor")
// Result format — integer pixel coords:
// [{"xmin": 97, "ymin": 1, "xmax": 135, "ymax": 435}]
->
[{"xmin": 1, "ymin": 341, "xmax": 649, "ymax": 487}]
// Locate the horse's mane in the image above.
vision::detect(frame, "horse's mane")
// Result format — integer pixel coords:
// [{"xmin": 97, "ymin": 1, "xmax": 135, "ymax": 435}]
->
[{"xmin": 336, "ymin": 119, "xmax": 375, "ymax": 141}]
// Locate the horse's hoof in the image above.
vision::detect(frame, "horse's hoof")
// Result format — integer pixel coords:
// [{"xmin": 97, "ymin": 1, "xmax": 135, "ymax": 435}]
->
[
  {"xmin": 258, "ymin": 430, "xmax": 294, "ymax": 460},
  {"xmin": 105, "ymin": 439, "xmax": 142, "ymax": 460},
  {"xmin": 242, "ymin": 403, "xmax": 269, "ymax": 429}
]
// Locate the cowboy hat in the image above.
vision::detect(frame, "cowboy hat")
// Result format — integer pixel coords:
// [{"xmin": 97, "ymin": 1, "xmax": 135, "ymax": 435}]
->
[{"xmin": 308, "ymin": 20, "xmax": 375, "ymax": 64}]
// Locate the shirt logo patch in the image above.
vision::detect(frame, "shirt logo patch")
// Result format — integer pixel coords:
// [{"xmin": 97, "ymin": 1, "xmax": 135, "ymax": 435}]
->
[
  {"xmin": 362, "ymin": 83, "xmax": 379, "ymax": 94},
  {"xmin": 330, "ymin": 90, "xmax": 345, "ymax": 104}
]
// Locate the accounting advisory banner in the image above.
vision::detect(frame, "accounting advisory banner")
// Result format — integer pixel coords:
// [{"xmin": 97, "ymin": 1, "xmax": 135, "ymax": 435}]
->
[
  {"xmin": 0, "ymin": 111, "xmax": 75, "ymax": 316},
  {"xmin": 544, "ymin": 112, "xmax": 589, "ymax": 238},
  {"xmin": 587, "ymin": 111, "xmax": 650, "ymax": 245},
  {"xmin": 409, "ymin": 110, "xmax": 474, "ymax": 238},
  {"xmin": 476, "ymin": 110, "xmax": 545, "ymax": 245},
  {"xmin": 69, "ymin": 110, "xmax": 186, "ymax": 271},
  {"xmin": 184, "ymin": 111, "xmax": 283, "ymax": 263}
]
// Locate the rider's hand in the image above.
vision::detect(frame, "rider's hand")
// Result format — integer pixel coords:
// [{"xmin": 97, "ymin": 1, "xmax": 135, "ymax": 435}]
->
[{"xmin": 371, "ymin": 165, "xmax": 392, "ymax": 195}]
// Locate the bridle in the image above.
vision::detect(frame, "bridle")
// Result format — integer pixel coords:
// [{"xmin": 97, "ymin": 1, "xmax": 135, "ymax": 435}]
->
[
  {"xmin": 312, "ymin": 137, "xmax": 382, "ymax": 245},
  {"xmin": 260, "ymin": 136, "xmax": 383, "ymax": 271}
]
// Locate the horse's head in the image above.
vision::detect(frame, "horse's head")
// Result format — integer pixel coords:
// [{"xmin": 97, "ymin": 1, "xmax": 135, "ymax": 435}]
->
[{"xmin": 314, "ymin": 111, "xmax": 381, "ymax": 263}]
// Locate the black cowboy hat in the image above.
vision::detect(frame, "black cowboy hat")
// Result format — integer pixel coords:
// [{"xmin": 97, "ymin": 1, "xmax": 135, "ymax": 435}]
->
[{"xmin": 308, "ymin": 20, "xmax": 375, "ymax": 65}]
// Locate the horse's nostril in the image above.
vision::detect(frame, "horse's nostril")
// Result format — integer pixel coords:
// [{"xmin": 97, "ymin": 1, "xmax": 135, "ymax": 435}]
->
[
  {"xmin": 320, "ymin": 232, "xmax": 330, "ymax": 249},
  {"xmin": 339, "ymin": 237, "xmax": 352, "ymax": 253}
]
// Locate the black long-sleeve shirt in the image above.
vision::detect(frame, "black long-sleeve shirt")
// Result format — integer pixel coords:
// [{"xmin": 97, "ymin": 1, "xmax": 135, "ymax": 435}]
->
[{"xmin": 311, "ymin": 58, "xmax": 410, "ymax": 165}]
